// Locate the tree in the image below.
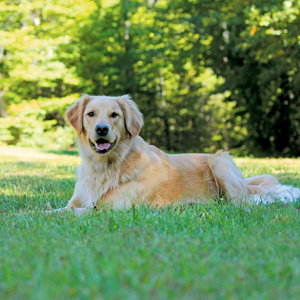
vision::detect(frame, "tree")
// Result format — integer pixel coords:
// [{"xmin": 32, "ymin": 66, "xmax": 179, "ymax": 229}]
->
[
  {"xmin": 175, "ymin": 0, "xmax": 300, "ymax": 156},
  {"xmin": 0, "ymin": 0, "xmax": 81, "ymax": 107},
  {"xmin": 61, "ymin": 0, "xmax": 233, "ymax": 152}
]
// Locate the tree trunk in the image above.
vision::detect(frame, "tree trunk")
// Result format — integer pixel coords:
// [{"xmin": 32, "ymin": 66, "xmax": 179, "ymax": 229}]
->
[{"xmin": 0, "ymin": 90, "xmax": 8, "ymax": 117}]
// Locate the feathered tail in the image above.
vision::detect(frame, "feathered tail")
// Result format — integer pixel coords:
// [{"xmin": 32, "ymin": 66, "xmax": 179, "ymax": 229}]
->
[{"xmin": 209, "ymin": 152, "xmax": 300, "ymax": 205}]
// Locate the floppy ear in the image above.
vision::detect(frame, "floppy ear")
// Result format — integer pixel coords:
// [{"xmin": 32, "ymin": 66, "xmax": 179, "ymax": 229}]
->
[
  {"xmin": 117, "ymin": 95, "xmax": 143, "ymax": 137},
  {"xmin": 66, "ymin": 94, "xmax": 91, "ymax": 134}
]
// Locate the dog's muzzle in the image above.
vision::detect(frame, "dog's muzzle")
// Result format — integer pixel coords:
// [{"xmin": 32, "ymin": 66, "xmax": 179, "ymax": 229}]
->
[{"xmin": 89, "ymin": 138, "xmax": 117, "ymax": 154}]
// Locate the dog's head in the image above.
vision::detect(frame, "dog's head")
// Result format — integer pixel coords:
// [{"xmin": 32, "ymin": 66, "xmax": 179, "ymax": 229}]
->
[{"xmin": 66, "ymin": 94, "xmax": 143, "ymax": 155}]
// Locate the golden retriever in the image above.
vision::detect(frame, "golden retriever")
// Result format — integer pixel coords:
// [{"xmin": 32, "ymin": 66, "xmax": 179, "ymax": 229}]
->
[{"xmin": 64, "ymin": 94, "xmax": 300, "ymax": 212}]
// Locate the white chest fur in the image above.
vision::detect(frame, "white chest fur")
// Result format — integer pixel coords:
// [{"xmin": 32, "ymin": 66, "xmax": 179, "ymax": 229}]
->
[{"xmin": 74, "ymin": 164, "xmax": 122, "ymax": 208}]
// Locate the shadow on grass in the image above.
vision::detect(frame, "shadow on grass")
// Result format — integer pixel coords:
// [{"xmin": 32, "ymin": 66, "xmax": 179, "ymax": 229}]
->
[
  {"xmin": 0, "ymin": 161, "xmax": 78, "ymax": 172},
  {"xmin": 42, "ymin": 149, "xmax": 79, "ymax": 156},
  {"xmin": 0, "ymin": 174, "xmax": 75, "ymax": 212}
]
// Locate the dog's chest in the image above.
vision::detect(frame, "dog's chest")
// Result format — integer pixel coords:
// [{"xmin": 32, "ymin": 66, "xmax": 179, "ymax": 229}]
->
[
  {"xmin": 81, "ymin": 165, "xmax": 135, "ymax": 206},
  {"xmin": 91, "ymin": 168, "xmax": 120, "ymax": 196},
  {"xmin": 78, "ymin": 156, "xmax": 141, "ymax": 207}
]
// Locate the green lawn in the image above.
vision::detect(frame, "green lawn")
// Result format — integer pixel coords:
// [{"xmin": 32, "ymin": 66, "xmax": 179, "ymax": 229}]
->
[{"xmin": 1, "ymin": 146, "xmax": 300, "ymax": 300}]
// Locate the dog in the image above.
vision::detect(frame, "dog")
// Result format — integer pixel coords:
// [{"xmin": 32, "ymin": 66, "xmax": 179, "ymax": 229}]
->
[{"xmin": 64, "ymin": 94, "xmax": 300, "ymax": 213}]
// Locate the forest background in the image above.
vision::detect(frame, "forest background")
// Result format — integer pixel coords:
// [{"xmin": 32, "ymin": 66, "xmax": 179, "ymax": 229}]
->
[{"xmin": 0, "ymin": 0, "xmax": 299, "ymax": 157}]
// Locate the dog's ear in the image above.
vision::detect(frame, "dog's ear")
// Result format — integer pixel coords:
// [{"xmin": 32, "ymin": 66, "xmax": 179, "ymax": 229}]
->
[
  {"xmin": 118, "ymin": 95, "xmax": 143, "ymax": 137},
  {"xmin": 66, "ymin": 94, "xmax": 91, "ymax": 134}
]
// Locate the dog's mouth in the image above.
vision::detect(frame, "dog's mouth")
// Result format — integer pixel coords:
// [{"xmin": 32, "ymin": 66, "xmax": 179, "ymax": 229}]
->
[{"xmin": 89, "ymin": 138, "xmax": 117, "ymax": 154}]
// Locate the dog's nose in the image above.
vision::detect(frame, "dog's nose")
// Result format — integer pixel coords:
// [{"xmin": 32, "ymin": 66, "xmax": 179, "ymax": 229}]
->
[{"xmin": 95, "ymin": 124, "xmax": 109, "ymax": 136}]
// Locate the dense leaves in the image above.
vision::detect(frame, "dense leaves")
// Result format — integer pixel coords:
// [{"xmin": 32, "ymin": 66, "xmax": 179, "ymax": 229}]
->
[{"xmin": 0, "ymin": 0, "xmax": 299, "ymax": 156}]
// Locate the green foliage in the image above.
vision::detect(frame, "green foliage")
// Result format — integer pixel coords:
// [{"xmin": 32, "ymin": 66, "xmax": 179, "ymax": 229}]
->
[
  {"xmin": 0, "ymin": 95, "xmax": 77, "ymax": 149},
  {"xmin": 180, "ymin": 0, "xmax": 300, "ymax": 156},
  {"xmin": 0, "ymin": 0, "xmax": 299, "ymax": 156},
  {"xmin": 0, "ymin": 1, "xmax": 81, "ymax": 104}
]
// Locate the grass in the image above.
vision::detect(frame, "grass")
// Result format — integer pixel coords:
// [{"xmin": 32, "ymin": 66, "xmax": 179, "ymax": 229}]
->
[{"xmin": 1, "ymin": 146, "xmax": 300, "ymax": 300}]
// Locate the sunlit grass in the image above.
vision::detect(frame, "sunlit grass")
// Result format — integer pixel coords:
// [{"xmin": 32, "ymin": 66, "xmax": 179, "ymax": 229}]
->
[{"xmin": 0, "ymin": 146, "xmax": 300, "ymax": 300}]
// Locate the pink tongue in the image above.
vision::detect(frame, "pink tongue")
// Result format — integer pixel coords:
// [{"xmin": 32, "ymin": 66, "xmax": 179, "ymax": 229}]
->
[{"xmin": 96, "ymin": 143, "xmax": 111, "ymax": 150}]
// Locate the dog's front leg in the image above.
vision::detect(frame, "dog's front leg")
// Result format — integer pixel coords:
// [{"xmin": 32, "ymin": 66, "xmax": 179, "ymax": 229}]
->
[
  {"xmin": 64, "ymin": 178, "xmax": 99, "ymax": 215},
  {"xmin": 45, "ymin": 205, "xmax": 91, "ymax": 216},
  {"xmin": 65, "ymin": 197, "xmax": 92, "ymax": 215}
]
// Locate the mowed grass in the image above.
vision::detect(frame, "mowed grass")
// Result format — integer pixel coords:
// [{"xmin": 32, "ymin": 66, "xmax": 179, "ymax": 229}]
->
[{"xmin": 1, "ymin": 146, "xmax": 300, "ymax": 300}]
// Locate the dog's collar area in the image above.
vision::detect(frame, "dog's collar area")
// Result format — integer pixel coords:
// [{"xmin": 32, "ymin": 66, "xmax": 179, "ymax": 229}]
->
[{"xmin": 89, "ymin": 138, "xmax": 117, "ymax": 154}]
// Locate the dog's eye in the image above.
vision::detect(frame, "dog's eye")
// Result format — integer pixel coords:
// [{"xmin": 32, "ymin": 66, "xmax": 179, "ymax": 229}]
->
[
  {"xmin": 87, "ymin": 112, "xmax": 94, "ymax": 117},
  {"xmin": 111, "ymin": 112, "xmax": 118, "ymax": 118}
]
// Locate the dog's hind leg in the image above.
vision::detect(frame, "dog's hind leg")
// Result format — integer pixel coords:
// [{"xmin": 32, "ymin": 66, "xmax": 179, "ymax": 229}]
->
[
  {"xmin": 246, "ymin": 174, "xmax": 300, "ymax": 204},
  {"xmin": 245, "ymin": 175, "xmax": 277, "ymax": 187},
  {"xmin": 208, "ymin": 152, "xmax": 300, "ymax": 205},
  {"xmin": 208, "ymin": 152, "xmax": 248, "ymax": 204}
]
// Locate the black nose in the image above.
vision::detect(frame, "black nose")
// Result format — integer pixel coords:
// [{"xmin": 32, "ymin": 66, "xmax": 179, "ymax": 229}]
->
[{"xmin": 95, "ymin": 124, "xmax": 109, "ymax": 136}]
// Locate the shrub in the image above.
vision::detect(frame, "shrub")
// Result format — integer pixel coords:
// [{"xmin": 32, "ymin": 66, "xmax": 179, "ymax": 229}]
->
[{"xmin": 0, "ymin": 95, "xmax": 78, "ymax": 150}]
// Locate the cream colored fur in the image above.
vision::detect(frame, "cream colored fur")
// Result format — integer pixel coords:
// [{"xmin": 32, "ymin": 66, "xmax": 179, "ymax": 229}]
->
[{"xmin": 64, "ymin": 94, "xmax": 300, "ymax": 212}]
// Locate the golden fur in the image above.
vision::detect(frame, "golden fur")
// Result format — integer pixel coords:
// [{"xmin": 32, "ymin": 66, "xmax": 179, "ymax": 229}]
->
[{"xmin": 64, "ymin": 94, "xmax": 300, "ymax": 211}]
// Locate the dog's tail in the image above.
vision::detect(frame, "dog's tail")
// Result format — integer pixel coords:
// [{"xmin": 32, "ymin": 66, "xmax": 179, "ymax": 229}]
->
[
  {"xmin": 208, "ymin": 151, "xmax": 300, "ymax": 205},
  {"xmin": 246, "ymin": 175, "xmax": 300, "ymax": 204}
]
